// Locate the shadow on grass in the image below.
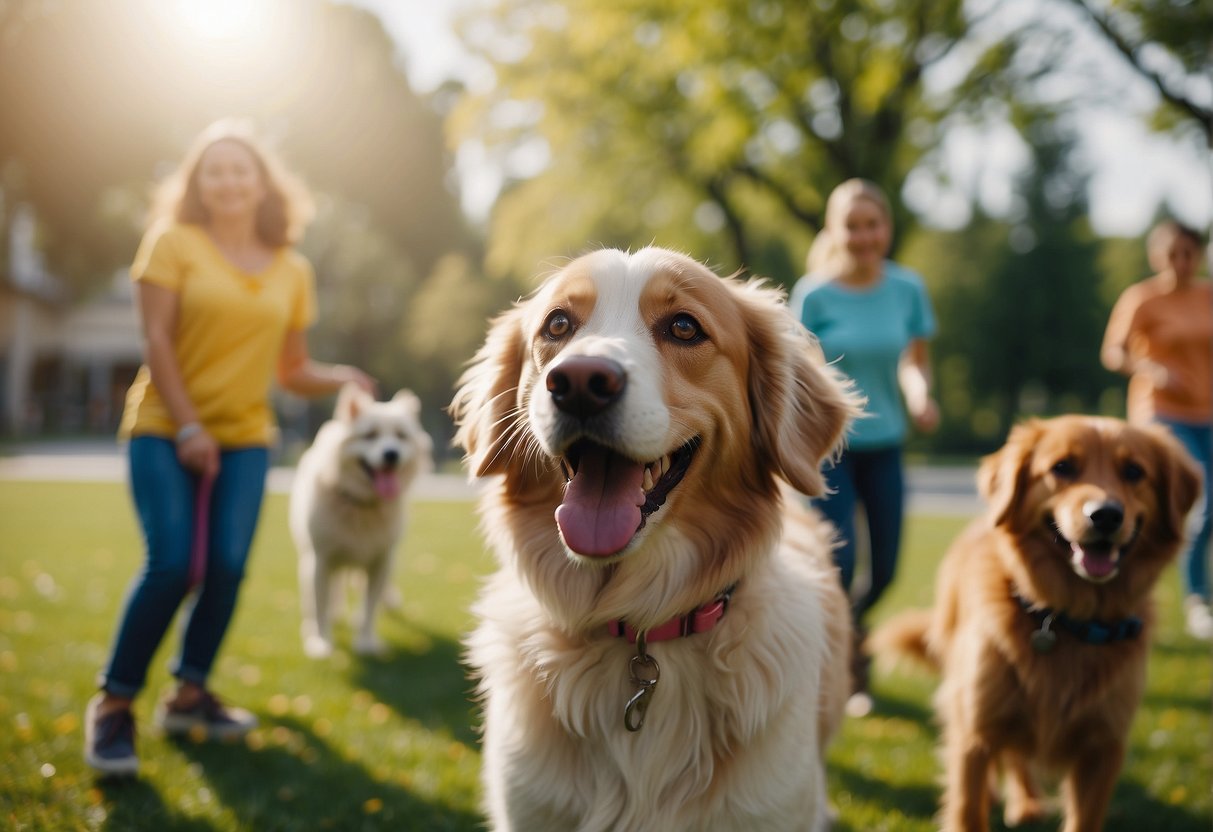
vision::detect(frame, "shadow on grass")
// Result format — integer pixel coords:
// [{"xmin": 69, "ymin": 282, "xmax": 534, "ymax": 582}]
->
[
  {"xmin": 829, "ymin": 767, "xmax": 1208, "ymax": 832},
  {"xmin": 349, "ymin": 623, "xmax": 480, "ymax": 748},
  {"xmin": 172, "ymin": 717, "xmax": 483, "ymax": 831},
  {"xmin": 869, "ymin": 687, "xmax": 936, "ymax": 727},
  {"xmin": 1100, "ymin": 780, "xmax": 1209, "ymax": 832},
  {"xmin": 95, "ymin": 776, "xmax": 215, "ymax": 832},
  {"xmin": 981, "ymin": 779, "xmax": 1208, "ymax": 832},
  {"xmin": 829, "ymin": 763, "xmax": 939, "ymax": 831}
]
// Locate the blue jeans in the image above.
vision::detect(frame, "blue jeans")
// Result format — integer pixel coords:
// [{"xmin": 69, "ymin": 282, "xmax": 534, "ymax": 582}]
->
[
  {"xmin": 1158, "ymin": 418, "xmax": 1212, "ymax": 600},
  {"xmin": 813, "ymin": 445, "xmax": 905, "ymax": 620},
  {"xmin": 99, "ymin": 437, "xmax": 268, "ymax": 698}
]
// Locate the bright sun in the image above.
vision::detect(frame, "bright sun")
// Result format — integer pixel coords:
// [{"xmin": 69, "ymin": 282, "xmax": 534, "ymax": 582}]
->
[
  {"xmin": 165, "ymin": 0, "xmax": 272, "ymax": 41},
  {"xmin": 144, "ymin": 0, "xmax": 297, "ymax": 92}
]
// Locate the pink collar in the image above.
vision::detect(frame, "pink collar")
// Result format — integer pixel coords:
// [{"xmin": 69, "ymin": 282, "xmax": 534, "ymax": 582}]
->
[{"xmin": 607, "ymin": 584, "xmax": 737, "ymax": 644}]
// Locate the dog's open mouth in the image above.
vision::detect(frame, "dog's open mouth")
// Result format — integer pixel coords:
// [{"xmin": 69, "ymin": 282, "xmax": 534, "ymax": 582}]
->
[
  {"xmin": 554, "ymin": 437, "xmax": 699, "ymax": 558},
  {"xmin": 1048, "ymin": 517, "xmax": 1141, "ymax": 583},
  {"xmin": 359, "ymin": 460, "xmax": 401, "ymax": 500}
]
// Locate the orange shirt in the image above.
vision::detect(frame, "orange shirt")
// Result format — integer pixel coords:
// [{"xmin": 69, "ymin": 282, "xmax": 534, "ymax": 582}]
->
[{"xmin": 1103, "ymin": 276, "xmax": 1213, "ymax": 425}]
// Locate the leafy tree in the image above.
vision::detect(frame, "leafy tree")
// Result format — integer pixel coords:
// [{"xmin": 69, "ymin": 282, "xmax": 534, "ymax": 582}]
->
[
  {"xmin": 402, "ymin": 253, "xmax": 522, "ymax": 447},
  {"xmin": 1058, "ymin": 0, "xmax": 1212, "ymax": 147},
  {"xmin": 904, "ymin": 121, "xmax": 1126, "ymax": 453},
  {"xmin": 453, "ymin": 0, "xmax": 975, "ymax": 283}
]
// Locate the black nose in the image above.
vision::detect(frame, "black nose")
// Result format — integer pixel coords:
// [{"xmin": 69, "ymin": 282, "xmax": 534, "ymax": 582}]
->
[
  {"xmin": 1084, "ymin": 499, "xmax": 1124, "ymax": 535},
  {"xmin": 546, "ymin": 356, "xmax": 626, "ymax": 420},
  {"xmin": 382, "ymin": 448, "xmax": 400, "ymax": 467}
]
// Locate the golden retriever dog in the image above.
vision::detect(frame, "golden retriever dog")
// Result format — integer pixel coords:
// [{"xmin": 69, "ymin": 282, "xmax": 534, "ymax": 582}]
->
[
  {"xmin": 450, "ymin": 247, "xmax": 863, "ymax": 831},
  {"xmin": 290, "ymin": 384, "xmax": 432, "ymax": 658},
  {"xmin": 871, "ymin": 415, "xmax": 1200, "ymax": 832}
]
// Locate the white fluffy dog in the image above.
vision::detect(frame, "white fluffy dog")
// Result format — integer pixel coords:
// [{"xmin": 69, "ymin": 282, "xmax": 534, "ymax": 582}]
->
[{"xmin": 290, "ymin": 384, "xmax": 432, "ymax": 658}]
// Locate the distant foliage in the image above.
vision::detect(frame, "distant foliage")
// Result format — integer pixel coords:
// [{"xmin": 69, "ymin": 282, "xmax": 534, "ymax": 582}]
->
[{"xmin": 453, "ymin": 0, "xmax": 973, "ymax": 283}]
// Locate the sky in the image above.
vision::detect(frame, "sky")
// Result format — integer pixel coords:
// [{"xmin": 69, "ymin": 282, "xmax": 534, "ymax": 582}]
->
[{"xmin": 344, "ymin": 0, "xmax": 1211, "ymax": 238}]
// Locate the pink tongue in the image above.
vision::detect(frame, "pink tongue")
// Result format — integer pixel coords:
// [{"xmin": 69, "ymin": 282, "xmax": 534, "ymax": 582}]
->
[
  {"xmin": 555, "ymin": 444, "xmax": 646, "ymax": 557},
  {"xmin": 374, "ymin": 470, "xmax": 400, "ymax": 500},
  {"xmin": 1074, "ymin": 543, "xmax": 1116, "ymax": 577}
]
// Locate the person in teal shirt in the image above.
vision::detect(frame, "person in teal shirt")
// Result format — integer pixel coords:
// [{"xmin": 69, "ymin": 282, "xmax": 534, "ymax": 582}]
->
[{"xmin": 792, "ymin": 178, "xmax": 939, "ymax": 717}]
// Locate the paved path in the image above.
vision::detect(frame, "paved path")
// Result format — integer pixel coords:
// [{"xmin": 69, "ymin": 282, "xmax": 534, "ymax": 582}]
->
[
  {"xmin": 0, "ymin": 440, "xmax": 482, "ymax": 501},
  {"xmin": 0, "ymin": 440, "xmax": 982, "ymax": 515}
]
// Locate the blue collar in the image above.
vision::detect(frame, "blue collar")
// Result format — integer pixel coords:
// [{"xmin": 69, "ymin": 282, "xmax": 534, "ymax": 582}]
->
[{"xmin": 1015, "ymin": 594, "xmax": 1142, "ymax": 646}]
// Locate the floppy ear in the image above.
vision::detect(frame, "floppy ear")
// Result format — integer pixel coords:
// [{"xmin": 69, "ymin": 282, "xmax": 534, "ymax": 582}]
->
[
  {"xmin": 1144, "ymin": 423, "xmax": 1203, "ymax": 540},
  {"xmin": 744, "ymin": 283, "xmax": 864, "ymax": 496},
  {"xmin": 978, "ymin": 420, "xmax": 1040, "ymax": 527},
  {"xmin": 335, "ymin": 382, "xmax": 371, "ymax": 422},
  {"xmin": 449, "ymin": 305, "xmax": 527, "ymax": 478}
]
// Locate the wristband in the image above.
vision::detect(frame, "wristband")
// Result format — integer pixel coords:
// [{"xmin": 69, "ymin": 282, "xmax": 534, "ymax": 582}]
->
[{"xmin": 176, "ymin": 422, "xmax": 204, "ymax": 444}]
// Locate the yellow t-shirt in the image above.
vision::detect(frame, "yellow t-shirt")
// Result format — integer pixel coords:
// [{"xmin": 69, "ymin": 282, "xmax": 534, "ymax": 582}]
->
[{"xmin": 119, "ymin": 222, "xmax": 317, "ymax": 446}]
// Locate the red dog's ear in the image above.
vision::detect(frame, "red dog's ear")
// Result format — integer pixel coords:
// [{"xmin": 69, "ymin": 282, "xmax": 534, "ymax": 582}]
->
[
  {"xmin": 1143, "ymin": 423, "xmax": 1203, "ymax": 540},
  {"xmin": 449, "ymin": 305, "xmax": 527, "ymax": 478},
  {"xmin": 744, "ymin": 283, "xmax": 864, "ymax": 496},
  {"xmin": 978, "ymin": 420, "xmax": 1040, "ymax": 527}
]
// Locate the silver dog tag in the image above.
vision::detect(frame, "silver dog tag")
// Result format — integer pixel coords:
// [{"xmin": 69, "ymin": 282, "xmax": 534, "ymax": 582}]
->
[{"xmin": 1030, "ymin": 616, "xmax": 1057, "ymax": 654}]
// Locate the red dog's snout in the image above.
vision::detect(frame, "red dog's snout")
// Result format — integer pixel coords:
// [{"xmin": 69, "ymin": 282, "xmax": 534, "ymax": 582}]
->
[
  {"xmin": 1083, "ymin": 499, "xmax": 1125, "ymax": 535},
  {"xmin": 546, "ymin": 356, "xmax": 626, "ymax": 420}
]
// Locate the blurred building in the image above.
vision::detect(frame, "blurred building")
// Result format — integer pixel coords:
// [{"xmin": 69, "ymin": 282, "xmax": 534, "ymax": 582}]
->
[{"xmin": 0, "ymin": 205, "xmax": 142, "ymax": 437}]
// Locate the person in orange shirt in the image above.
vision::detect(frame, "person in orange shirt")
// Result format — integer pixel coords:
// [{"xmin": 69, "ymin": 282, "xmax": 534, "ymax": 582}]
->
[
  {"xmin": 85, "ymin": 119, "xmax": 376, "ymax": 775},
  {"xmin": 1102, "ymin": 219, "xmax": 1212, "ymax": 640}
]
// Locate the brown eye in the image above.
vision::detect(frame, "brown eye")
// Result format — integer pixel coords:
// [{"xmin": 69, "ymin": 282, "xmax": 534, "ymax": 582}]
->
[
  {"xmin": 669, "ymin": 313, "xmax": 701, "ymax": 342},
  {"xmin": 1122, "ymin": 461, "xmax": 1145, "ymax": 483},
  {"xmin": 545, "ymin": 310, "xmax": 572, "ymax": 340},
  {"xmin": 1051, "ymin": 458, "xmax": 1077, "ymax": 479}
]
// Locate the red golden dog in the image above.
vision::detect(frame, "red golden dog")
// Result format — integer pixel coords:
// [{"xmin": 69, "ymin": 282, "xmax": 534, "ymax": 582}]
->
[{"xmin": 871, "ymin": 415, "xmax": 1200, "ymax": 832}]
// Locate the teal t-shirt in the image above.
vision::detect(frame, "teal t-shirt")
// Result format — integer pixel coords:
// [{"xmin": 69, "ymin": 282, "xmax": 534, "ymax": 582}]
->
[{"xmin": 795, "ymin": 261, "xmax": 936, "ymax": 449}]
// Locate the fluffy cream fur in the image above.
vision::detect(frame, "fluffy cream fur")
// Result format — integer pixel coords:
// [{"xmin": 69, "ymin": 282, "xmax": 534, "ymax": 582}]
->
[
  {"xmin": 451, "ymin": 247, "xmax": 862, "ymax": 831},
  {"xmin": 290, "ymin": 385, "xmax": 431, "ymax": 658}
]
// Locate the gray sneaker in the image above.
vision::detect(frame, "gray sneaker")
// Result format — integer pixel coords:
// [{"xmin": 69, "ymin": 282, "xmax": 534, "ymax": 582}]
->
[
  {"xmin": 84, "ymin": 695, "xmax": 138, "ymax": 776},
  {"xmin": 155, "ymin": 690, "xmax": 258, "ymax": 741}
]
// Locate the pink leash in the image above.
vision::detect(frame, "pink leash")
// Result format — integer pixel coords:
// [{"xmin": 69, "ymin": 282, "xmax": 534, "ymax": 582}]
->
[{"xmin": 188, "ymin": 472, "xmax": 215, "ymax": 590}]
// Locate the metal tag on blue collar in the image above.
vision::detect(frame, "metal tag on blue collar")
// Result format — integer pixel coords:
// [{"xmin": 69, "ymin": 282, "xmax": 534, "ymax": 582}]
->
[{"xmin": 1030, "ymin": 614, "xmax": 1057, "ymax": 654}]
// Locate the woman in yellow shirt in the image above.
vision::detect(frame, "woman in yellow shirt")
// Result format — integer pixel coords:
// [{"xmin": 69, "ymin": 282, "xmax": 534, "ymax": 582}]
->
[
  {"xmin": 1102, "ymin": 220, "xmax": 1212, "ymax": 640},
  {"xmin": 85, "ymin": 119, "xmax": 375, "ymax": 775}
]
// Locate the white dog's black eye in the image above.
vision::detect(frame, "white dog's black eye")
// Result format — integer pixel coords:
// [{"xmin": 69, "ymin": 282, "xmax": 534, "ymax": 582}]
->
[
  {"xmin": 1051, "ymin": 458, "xmax": 1077, "ymax": 478},
  {"xmin": 544, "ymin": 310, "xmax": 572, "ymax": 340},
  {"xmin": 669, "ymin": 313, "xmax": 702, "ymax": 343},
  {"xmin": 1122, "ymin": 461, "xmax": 1145, "ymax": 483}
]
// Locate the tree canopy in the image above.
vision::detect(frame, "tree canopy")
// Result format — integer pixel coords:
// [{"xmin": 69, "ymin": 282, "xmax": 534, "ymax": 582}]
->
[{"xmin": 453, "ymin": 0, "xmax": 975, "ymax": 284}]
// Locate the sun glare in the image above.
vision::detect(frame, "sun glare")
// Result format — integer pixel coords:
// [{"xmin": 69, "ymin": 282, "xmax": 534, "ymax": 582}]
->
[
  {"xmin": 166, "ymin": 0, "xmax": 271, "ymax": 42},
  {"xmin": 144, "ymin": 0, "xmax": 299, "ymax": 95}
]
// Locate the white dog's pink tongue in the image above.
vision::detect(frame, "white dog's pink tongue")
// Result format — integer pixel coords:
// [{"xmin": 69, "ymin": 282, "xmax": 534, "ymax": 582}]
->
[
  {"xmin": 555, "ymin": 445, "xmax": 645, "ymax": 557},
  {"xmin": 373, "ymin": 470, "xmax": 400, "ymax": 500}
]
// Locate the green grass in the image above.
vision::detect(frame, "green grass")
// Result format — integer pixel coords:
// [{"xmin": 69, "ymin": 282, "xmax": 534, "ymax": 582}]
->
[{"xmin": 1, "ymin": 482, "xmax": 1208, "ymax": 830}]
